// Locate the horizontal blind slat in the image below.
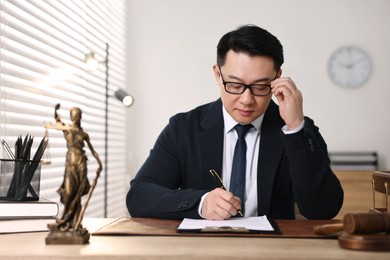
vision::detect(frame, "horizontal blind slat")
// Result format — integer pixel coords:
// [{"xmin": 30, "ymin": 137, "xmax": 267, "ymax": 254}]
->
[{"xmin": 1, "ymin": 0, "xmax": 128, "ymax": 218}]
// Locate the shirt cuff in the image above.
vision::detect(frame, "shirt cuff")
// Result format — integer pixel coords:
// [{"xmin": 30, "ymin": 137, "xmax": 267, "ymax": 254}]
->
[
  {"xmin": 198, "ymin": 192, "xmax": 209, "ymax": 218},
  {"xmin": 281, "ymin": 120, "xmax": 305, "ymax": 134}
]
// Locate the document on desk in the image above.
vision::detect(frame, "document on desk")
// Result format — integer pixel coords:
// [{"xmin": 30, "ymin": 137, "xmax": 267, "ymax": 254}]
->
[{"xmin": 177, "ymin": 216, "xmax": 276, "ymax": 233}]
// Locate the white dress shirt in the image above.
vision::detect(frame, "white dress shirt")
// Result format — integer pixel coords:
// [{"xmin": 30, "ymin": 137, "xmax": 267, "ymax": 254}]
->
[
  {"xmin": 222, "ymin": 106, "xmax": 263, "ymax": 217},
  {"xmin": 199, "ymin": 104, "xmax": 304, "ymax": 218}
]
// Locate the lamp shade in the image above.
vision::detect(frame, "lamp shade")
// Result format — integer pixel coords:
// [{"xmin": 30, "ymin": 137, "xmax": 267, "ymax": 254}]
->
[
  {"xmin": 84, "ymin": 52, "xmax": 99, "ymax": 71},
  {"xmin": 114, "ymin": 88, "xmax": 134, "ymax": 107}
]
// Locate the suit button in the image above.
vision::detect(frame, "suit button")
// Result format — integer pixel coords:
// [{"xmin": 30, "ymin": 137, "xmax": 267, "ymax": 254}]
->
[{"xmin": 178, "ymin": 201, "xmax": 189, "ymax": 209}]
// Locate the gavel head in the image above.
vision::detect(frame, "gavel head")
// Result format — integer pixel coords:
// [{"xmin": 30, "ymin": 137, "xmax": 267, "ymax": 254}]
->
[{"xmin": 343, "ymin": 212, "xmax": 390, "ymax": 235}]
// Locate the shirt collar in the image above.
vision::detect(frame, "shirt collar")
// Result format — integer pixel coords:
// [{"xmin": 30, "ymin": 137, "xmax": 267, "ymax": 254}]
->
[{"xmin": 222, "ymin": 104, "xmax": 264, "ymax": 134}]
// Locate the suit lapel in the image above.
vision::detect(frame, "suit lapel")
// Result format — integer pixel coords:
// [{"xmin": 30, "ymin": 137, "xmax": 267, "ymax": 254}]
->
[
  {"xmin": 199, "ymin": 99, "xmax": 224, "ymax": 179},
  {"xmin": 257, "ymin": 101, "xmax": 285, "ymax": 216}
]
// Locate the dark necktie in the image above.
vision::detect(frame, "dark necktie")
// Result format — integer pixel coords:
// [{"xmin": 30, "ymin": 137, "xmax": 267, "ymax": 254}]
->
[{"xmin": 229, "ymin": 124, "xmax": 252, "ymax": 215}]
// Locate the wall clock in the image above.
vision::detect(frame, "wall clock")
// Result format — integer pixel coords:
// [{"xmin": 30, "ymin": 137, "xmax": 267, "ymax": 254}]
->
[{"xmin": 327, "ymin": 46, "xmax": 372, "ymax": 88}]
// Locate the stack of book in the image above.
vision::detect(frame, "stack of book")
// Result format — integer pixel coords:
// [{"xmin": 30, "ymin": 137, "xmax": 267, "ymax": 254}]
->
[{"xmin": 0, "ymin": 198, "xmax": 58, "ymax": 233}]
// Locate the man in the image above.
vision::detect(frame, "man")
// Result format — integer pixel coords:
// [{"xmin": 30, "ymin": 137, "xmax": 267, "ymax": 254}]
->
[{"xmin": 126, "ymin": 25, "xmax": 343, "ymax": 220}]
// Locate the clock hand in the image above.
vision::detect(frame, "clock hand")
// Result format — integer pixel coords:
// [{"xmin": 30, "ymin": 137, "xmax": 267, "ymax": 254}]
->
[
  {"xmin": 350, "ymin": 56, "xmax": 366, "ymax": 66},
  {"xmin": 338, "ymin": 61, "xmax": 353, "ymax": 69},
  {"xmin": 342, "ymin": 57, "xmax": 367, "ymax": 70}
]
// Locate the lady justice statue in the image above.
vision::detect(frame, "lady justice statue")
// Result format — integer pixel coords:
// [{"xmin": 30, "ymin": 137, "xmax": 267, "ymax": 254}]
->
[{"xmin": 45, "ymin": 104, "xmax": 103, "ymax": 244}]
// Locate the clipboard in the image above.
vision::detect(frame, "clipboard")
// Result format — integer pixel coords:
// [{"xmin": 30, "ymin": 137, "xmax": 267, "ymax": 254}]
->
[
  {"xmin": 176, "ymin": 217, "xmax": 281, "ymax": 234},
  {"xmin": 177, "ymin": 222, "xmax": 280, "ymax": 234}
]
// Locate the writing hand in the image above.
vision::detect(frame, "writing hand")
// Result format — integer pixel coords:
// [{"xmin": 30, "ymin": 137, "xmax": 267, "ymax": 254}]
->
[
  {"xmin": 271, "ymin": 77, "xmax": 304, "ymax": 130},
  {"xmin": 201, "ymin": 188, "xmax": 242, "ymax": 220}
]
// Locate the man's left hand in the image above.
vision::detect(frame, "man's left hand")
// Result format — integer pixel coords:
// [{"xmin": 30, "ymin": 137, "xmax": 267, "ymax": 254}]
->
[{"xmin": 271, "ymin": 77, "xmax": 304, "ymax": 130}]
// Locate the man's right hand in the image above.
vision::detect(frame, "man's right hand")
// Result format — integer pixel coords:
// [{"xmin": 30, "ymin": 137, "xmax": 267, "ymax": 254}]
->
[{"xmin": 201, "ymin": 188, "xmax": 242, "ymax": 220}]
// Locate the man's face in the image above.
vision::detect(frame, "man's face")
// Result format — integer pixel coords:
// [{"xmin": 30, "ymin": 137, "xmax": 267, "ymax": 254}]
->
[{"xmin": 213, "ymin": 50, "xmax": 279, "ymax": 125}]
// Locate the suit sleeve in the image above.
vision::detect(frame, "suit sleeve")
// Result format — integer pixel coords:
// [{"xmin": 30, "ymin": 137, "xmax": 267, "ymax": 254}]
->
[
  {"xmin": 126, "ymin": 117, "xmax": 208, "ymax": 220},
  {"xmin": 280, "ymin": 117, "xmax": 344, "ymax": 219}
]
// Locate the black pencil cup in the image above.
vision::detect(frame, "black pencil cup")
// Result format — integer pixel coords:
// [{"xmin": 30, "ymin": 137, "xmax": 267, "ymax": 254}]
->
[{"xmin": 0, "ymin": 159, "xmax": 41, "ymax": 201}]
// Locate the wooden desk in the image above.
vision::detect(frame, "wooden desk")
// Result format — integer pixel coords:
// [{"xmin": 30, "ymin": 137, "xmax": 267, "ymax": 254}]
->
[{"xmin": 0, "ymin": 218, "xmax": 388, "ymax": 259}]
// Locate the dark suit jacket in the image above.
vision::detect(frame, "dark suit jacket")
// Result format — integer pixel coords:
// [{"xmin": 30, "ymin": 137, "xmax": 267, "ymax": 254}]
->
[{"xmin": 126, "ymin": 99, "xmax": 343, "ymax": 220}]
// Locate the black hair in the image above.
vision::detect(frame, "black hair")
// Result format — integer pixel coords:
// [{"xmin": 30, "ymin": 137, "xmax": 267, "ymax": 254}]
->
[{"xmin": 216, "ymin": 24, "xmax": 284, "ymax": 71}]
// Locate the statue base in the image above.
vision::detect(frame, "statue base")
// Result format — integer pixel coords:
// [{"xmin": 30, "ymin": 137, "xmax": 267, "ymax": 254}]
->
[{"xmin": 45, "ymin": 223, "xmax": 90, "ymax": 245}]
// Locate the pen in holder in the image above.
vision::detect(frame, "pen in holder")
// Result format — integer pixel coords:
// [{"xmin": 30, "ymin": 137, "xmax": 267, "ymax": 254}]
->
[
  {"xmin": 0, "ymin": 159, "xmax": 41, "ymax": 201},
  {"xmin": 0, "ymin": 135, "xmax": 48, "ymax": 201}
]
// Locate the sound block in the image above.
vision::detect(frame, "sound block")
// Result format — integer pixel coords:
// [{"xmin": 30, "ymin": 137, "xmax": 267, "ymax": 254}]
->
[{"xmin": 338, "ymin": 232, "xmax": 390, "ymax": 251}]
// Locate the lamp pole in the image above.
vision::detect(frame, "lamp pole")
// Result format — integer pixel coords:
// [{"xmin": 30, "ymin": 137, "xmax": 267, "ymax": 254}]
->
[
  {"xmin": 86, "ymin": 43, "xmax": 132, "ymax": 218},
  {"xmin": 104, "ymin": 43, "xmax": 109, "ymax": 218}
]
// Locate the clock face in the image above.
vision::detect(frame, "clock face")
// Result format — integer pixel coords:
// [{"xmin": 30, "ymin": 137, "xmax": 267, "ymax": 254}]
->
[{"xmin": 327, "ymin": 46, "xmax": 372, "ymax": 88}]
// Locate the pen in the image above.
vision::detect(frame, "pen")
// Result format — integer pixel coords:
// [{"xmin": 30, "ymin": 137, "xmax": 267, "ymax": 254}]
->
[
  {"xmin": 209, "ymin": 169, "xmax": 244, "ymax": 217},
  {"xmin": 1, "ymin": 139, "xmax": 15, "ymax": 159}
]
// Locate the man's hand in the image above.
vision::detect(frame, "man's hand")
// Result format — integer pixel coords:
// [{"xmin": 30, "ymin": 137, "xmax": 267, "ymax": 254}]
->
[
  {"xmin": 201, "ymin": 188, "xmax": 242, "ymax": 220},
  {"xmin": 271, "ymin": 77, "xmax": 304, "ymax": 130}
]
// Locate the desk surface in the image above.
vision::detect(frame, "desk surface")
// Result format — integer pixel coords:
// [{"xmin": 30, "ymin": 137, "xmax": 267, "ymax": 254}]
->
[{"xmin": 0, "ymin": 218, "xmax": 388, "ymax": 260}]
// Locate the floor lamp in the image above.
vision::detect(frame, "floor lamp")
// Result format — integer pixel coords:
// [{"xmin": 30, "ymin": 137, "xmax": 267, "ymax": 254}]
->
[{"xmin": 85, "ymin": 43, "xmax": 133, "ymax": 217}]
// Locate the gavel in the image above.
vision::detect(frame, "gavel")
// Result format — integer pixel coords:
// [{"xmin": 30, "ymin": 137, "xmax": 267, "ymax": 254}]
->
[{"xmin": 314, "ymin": 212, "xmax": 390, "ymax": 235}]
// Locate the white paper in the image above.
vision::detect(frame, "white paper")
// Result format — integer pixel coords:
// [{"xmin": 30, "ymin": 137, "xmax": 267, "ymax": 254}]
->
[{"xmin": 178, "ymin": 216, "xmax": 274, "ymax": 231}]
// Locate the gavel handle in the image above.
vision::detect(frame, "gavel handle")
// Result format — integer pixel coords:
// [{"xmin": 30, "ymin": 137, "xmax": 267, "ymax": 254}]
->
[{"xmin": 313, "ymin": 223, "xmax": 344, "ymax": 235}]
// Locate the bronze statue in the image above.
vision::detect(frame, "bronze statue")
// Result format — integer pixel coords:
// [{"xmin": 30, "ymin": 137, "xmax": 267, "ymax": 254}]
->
[{"xmin": 45, "ymin": 104, "xmax": 102, "ymax": 244}]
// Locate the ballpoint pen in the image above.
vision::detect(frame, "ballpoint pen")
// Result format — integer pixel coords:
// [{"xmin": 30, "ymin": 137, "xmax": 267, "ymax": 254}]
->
[
  {"xmin": 209, "ymin": 169, "xmax": 244, "ymax": 217},
  {"xmin": 1, "ymin": 139, "xmax": 15, "ymax": 159}
]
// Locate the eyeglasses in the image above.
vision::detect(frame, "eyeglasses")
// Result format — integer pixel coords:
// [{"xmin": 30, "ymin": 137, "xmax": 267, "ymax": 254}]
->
[{"xmin": 219, "ymin": 67, "xmax": 277, "ymax": 96}]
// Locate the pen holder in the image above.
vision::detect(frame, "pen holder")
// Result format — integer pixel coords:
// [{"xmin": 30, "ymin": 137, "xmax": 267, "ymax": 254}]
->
[{"xmin": 0, "ymin": 159, "xmax": 41, "ymax": 201}]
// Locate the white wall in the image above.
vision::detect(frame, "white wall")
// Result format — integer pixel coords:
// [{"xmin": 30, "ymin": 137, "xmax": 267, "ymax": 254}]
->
[{"xmin": 126, "ymin": 0, "xmax": 390, "ymax": 179}]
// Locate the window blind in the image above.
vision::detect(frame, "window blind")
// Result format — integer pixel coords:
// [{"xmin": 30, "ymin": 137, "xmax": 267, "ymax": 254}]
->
[{"xmin": 0, "ymin": 0, "xmax": 128, "ymax": 218}]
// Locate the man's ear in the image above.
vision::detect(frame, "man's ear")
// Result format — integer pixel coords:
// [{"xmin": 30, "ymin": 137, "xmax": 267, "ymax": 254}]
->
[
  {"xmin": 212, "ymin": 64, "xmax": 222, "ymax": 85},
  {"xmin": 277, "ymin": 69, "xmax": 282, "ymax": 78}
]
